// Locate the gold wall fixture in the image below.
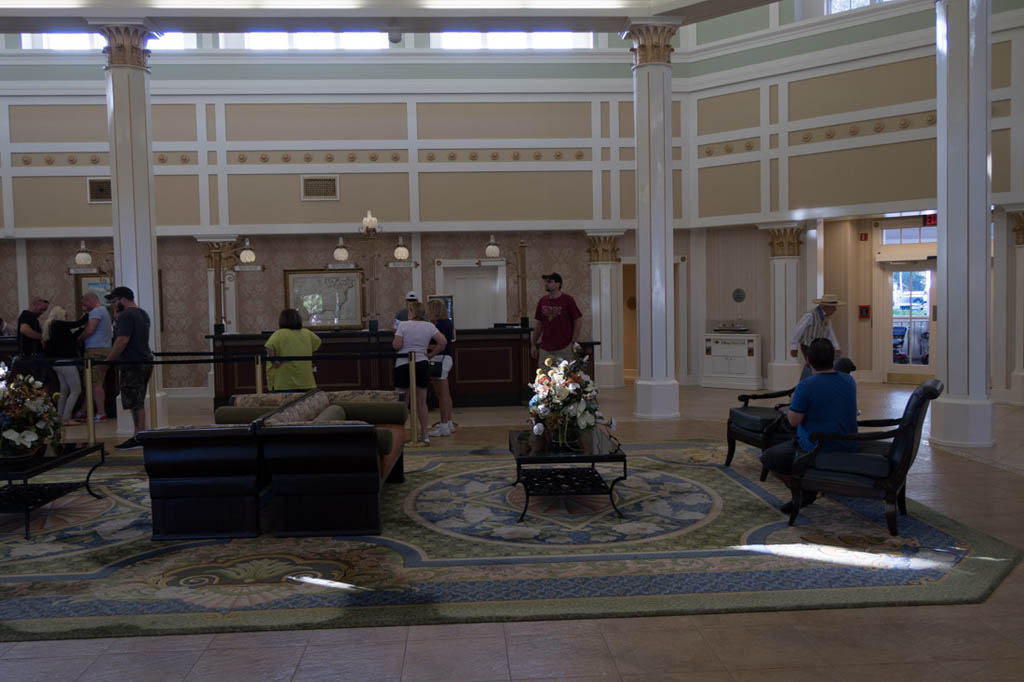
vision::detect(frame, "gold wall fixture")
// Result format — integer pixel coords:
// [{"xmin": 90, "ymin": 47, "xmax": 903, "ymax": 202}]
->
[
  {"xmin": 98, "ymin": 25, "xmax": 152, "ymax": 70},
  {"xmin": 699, "ymin": 137, "xmax": 760, "ymax": 158},
  {"xmin": 418, "ymin": 148, "xmax": 587, "ymax": 163},
  {"xmin": 767, "ymin": 227, "xmax": 803, "ymax": 257},
  {"xmin": 587, "ymin": 235, "xmax": 620, "ymax": 263},
  {"xmin": 227, "ymin": 150, "xmax": 407, "ymax": 164},
  {"xmin": 622, "ymin": 23, "xmax": 678, "ymax": 69},
  {"xmin": 788, "ymin": 111, "xmax": 936, "ymax": 147}
]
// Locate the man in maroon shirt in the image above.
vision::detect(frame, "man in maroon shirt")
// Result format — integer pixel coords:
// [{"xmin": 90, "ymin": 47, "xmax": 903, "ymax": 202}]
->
[{"xmin": 531, "ymin": 272, "xmax": 582, "ymax": 368}]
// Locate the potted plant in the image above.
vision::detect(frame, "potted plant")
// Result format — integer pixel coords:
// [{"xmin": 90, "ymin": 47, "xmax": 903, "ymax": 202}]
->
[
  {"xmin": 0, "ymin": 362, "xmax": 62, "ymax": 462},
  {"xmin": 528, "ymin": 349, "xmax": 612, "ymax": 450}
]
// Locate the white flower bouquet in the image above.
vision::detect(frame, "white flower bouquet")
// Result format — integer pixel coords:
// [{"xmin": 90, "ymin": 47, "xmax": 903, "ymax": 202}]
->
[
  {"xmin": 0, "ymin": 362, "xmax": 62, "ymax": 458},
  {"xmin": 528, "ymin": 350, "xmax": 613, "ymax": 449}
]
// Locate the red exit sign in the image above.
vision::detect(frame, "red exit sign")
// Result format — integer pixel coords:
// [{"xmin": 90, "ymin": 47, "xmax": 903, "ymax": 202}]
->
[{"xmin": 922, "ymin": 214, "xmax": 938, "ymax": 226}]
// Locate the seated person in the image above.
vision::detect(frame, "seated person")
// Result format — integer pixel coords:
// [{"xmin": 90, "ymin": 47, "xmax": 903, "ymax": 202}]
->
[{"xmin": 761, "ymin": 337, "xmax": 858, "ymax": 512}]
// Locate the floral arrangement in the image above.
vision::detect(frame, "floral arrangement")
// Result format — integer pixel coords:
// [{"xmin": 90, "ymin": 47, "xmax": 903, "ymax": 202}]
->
[
  {"xmin": 0, "ymin": 362, "xmax": 62, "ymax": 455},
  {"xmin": 528, "ymin": 349, "xmax": 613, "ymax": 448}
]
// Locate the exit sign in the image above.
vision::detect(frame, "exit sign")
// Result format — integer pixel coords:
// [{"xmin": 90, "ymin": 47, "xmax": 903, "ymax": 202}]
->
[{"xmin": 922, "ymin": 214, "xmax": 938, "ymax": 226}]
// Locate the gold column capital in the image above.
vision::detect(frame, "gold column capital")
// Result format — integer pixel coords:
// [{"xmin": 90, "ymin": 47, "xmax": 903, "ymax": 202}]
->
[
  {"xmin": 98, "ymin": 25, "xmax": 153, "ymax": 70},
  {"xmin": 767, "ymin": 227, "xmax": 803, "ymax": 257},
  {"xmin": 1011, "ymin": 212, "xmax": 1024, "ymax": 246},
  {"xmin": 587, "ymin": 234, "xmax": 621, "ymax": 263},
  {"xmin": 621, "ymin": 22, "xmax": 679, "ymax": 69},
  {"xmin": 204, "ymin": 240, "xmax": 239, "ymax": 269}
]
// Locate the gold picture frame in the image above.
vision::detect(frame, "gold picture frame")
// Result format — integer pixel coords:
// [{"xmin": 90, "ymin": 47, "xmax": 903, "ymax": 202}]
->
[{"xmin": 284, "ymin": 269, "xmax": 365, "ymax": 329}]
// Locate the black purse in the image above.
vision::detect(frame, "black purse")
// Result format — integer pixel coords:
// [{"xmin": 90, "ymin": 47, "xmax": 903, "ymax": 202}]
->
[{"xmin": 428, "ymin": 358, "xmax": 444, "ymax": 378}]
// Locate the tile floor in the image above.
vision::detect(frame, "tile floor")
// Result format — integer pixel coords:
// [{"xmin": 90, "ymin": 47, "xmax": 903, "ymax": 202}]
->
[{"xmin": 3, "ymin": 382, "xmax": 1023, "ymax": 682}]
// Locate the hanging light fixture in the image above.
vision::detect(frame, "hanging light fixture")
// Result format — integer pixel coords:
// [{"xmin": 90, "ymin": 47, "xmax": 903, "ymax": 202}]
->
[
  {"xmin": 74, "ymin": 240, "xmax": 92, "ymax": 266},
  {"xmin": 333, "ymin": 237, "xmax": 350, "ymax": 262},
  {"xmin": 393, "ymin": 235, "xmax": 410, "ymax": 261},
  {"xmin": 238, "ymin": 238, "xmax": 256, "ymax": 264},
  {"xmin": 484, "ymin": 234, "xmax": 500, "ymax": 259}
]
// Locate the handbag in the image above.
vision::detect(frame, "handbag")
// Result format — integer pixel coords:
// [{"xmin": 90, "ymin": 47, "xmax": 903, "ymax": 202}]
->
[{"xmin": 428, "ymin": 357, "xmax": 444, "ymax": 378}]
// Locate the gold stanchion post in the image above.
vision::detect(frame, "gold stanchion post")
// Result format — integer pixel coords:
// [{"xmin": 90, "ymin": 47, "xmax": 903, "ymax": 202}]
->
[
  {"xmin": 85, "ymin": 358, "xmax": 96, "ymax": 445},
  {"xmin": 255, "ymin": 355, "xmax": 264, "ymax": 394},
  {"xmin": 148, "ymin": 367, "xmax": 158, "ymax": 430},
  {"xmin": 404, "ymin": 351, "xmax": 428, "ymax": 448}
]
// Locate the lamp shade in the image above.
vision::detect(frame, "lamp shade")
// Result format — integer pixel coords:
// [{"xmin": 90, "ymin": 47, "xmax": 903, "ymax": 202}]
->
[
  {"xmin": 333, "ymin": 237, "xmax": 349, "ymax": 262},
  {"xmin": 238, "ymin": 238, "xmax": 256, "ymax": 264},
  {"xmin": 74, "ymin": 240, "xmax": 92, "ymax": 266},
  {"xmin": 393, "ymin": 236, "xmax": 410, "ymax": 261},
  {"xmin": 484, "ymin": 234, "xmax": 500, "ymax": 258}
]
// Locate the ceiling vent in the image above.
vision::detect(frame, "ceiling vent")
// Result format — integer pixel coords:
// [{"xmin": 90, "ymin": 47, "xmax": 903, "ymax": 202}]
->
[
  {"xmin": 301, "ymin": 175, "xmax": 339, "ymax": 201},
  {"xmin": 87, "ymin": 178, "xmax": 112, "ymax": 204}
]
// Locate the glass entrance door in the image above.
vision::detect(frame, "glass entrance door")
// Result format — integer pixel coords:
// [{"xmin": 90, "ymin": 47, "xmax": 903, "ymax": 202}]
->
[{"xmin": 889, "ymin": 267, "xmax": 934, "ymax": 369}]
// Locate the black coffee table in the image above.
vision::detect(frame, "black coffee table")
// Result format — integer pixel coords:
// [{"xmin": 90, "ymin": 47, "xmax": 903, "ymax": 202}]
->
[
  {"xmin": 0, "ymin": 442, "xmax": 106, "ymax": 539},
  {"xmin": 508, "ymin": 428, "xmax": 627, "ymax": 522}
]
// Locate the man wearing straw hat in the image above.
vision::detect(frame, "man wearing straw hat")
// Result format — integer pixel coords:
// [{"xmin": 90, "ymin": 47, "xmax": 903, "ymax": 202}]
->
[{"xmin": 790, "ymin": 294, "xmax": 844, "ymax": 377}]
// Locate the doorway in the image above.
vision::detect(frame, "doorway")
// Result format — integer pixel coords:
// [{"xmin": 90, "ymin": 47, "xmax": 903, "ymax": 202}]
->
[
  {"xmin": 435, "ymin": 260, "xmax": 507, "ymax": 329},
  {"xmin": 883, "ymin": 261, "xmax": 935, "ymax": 380}
]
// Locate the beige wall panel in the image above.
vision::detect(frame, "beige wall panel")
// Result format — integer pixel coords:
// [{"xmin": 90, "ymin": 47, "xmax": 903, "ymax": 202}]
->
[
  {"xmin": 602, "ymin": 170, "xmax": 611, "ymax": 220},
  {"xmin": 673, "ymin": 170, "xmax": 682, "ymax": 220},
  {"xmin": 155, "ymin": 175, "xmax": 199, "ymax": 226},
  {"xmin": 789, "ymin": 139, "xmax": 937, "ymax": 208},
  {"xmin": 601, "ymin": 148, "xmax": 610, "ymax": 161},
  {"xmin": 206, "ymin": 104, "xmax": 216, "ymax": 141},
  {"xmin": 207, "ymin": 151, "xmax": 217, "ymax": 164},
  {"xmin": 9, "ymin": 105, "xmax": 107, "ymax": 143},
  {"xmin": 788, "ymin": 57, "xmax": 935, "ymax": 121},
  {"xmin": 157, "ymin": 237, "xmax": 212, "ymax": 387},
  {"xmin": 417, "ymin": 102, "xmax": 589, "ymax": 139},
  {"xmin": 770, "ymin": 158, "xmax": 779, "ymax": 212},
  {"xmin": 619, "ymin": 101, "xmax": 634, "ymax": 138},
  {"xmin": 822, "ymin": 219, "xmax": 874, "ymax": 368},
  {"xmin": 993, "ymin": 99, "xmax": 1012, "ymax": 118},
  {"xmin": 620, "ymin": 147, "xmax": 635, "ymax": 161},
  {"xmin": 993, "ymin": 41, "xmax": 1011, "ymax": 89},
  {"xmin": 992, "ymin": 128, "xmax": 1011, "ymax": 193},
  {"xmin": 621, "ymin": 169, "xmax": 636, "ymax": 220},
  {"xmin": 601, "ymin": 101, "xmax": 610, "ymax": 138},
  {"xmin": 769, "ymin": 133, "xmax": 779, "ymax": 149},
  {"xmin": 698, "ymin": 162, "xmax": 760, "ymax": 217},
  {"xmin": 228, "ymin": 173, "xmax": 409, "ymax": 224},
  {"xmin": 672, "ymin": 147, "xmax": 682, "ymax": 161},
  {"xmin": 419, "ymin": 171, "xmax": 591, "ymax": 221},
  {"xmin": 697, "ymin": 89, "xmax": 760, "ymax": 135},
  {"xmin": 672, "ymin": 101, "xmax": 681, "ymax": 137},
  {"xmin": 769, "ymin": 84, "xmax": 779, "ymax": 125},
  {"xmin": 13, "ymin": 177, "xmax": 112, "ymax": 227},
  {"xmin": 152, "ymin": 104, "xmax": 197, "ymax": 142},
  {"xmin": 208, "ymin": 175, "xmax": 219, "ymax": 225},
  {"xmin": 225, "ymin": 103, "xmax": 407, "ymax": 141},
  {"xmin": 706, "ymin": 225, "xmax": 771, "ymax": 374}
]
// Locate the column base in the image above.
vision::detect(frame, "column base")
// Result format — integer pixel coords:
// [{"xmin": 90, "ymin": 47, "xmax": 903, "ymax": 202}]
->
[
  {"xmin": 595, "ymin": 361, "xmax": 624, "ymax": 389},
  {"xmin": 634, "ymin": 378, "xmax": 680, "ymax": 419},
  {"xmin": 928, "ymin": 396, "xmax": 994, "ymax": 449},
  {"xmin": 766, "ymin": 362, "xmax": 803, "ymax": 391},
  {"xmin": 116, "ymin": 391, "xmax": 168, "ymax": 435}
]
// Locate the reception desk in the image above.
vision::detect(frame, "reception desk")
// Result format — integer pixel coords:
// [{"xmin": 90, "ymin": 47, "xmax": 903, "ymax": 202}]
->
[{"xmin": 209, "ymin": 329, "xmax": 596, "ymax": 408}]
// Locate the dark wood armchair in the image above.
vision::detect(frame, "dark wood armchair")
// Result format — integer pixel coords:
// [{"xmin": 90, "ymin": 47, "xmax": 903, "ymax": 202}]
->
[
  {"xmin": 786, "ymin": 378, "xmax": 944, "ymax": 535},
  {"xmin": 725, "ymin": 387, "xmax": 795, "ymax": 473}
]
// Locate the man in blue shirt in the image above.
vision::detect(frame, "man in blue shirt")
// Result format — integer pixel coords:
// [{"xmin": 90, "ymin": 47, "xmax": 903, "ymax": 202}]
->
[{"xmin": 761, "ymin": 337, "xmax": 858, "ymax": 513}]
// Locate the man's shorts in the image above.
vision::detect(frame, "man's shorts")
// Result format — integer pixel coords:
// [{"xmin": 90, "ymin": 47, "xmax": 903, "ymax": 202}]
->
[
  {"xmin": 538, "ymin": 345, "xmax": 574, "ymax": 370},
  {"xmin": 84, "ymin": 348, "xmax": 110, "ymax": 387},
  {"xmin": 118, "ymin": 363, "xmax": 153, "ymax": 411}
]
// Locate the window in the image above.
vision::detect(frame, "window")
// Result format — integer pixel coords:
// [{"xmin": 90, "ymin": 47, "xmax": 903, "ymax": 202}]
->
[
  {"xmin": 881, "ymin": 226, "xmax": 937, "ymax": 245},
  {"xmin": 431, "ymin": 32, "xmax": 593, "ymax": 50},
  {"xmin": 826, "ymin": 0, "xmax": 897, "ymax": 15},
  {"xmin": 148, "ymin": 33, "xmax": 197, "ymax": 50},
  {"xmin": 228, "ymin": 32, "xmax": 390, "ymax": 50},
  {"xmin": 22, "ymin": 32, "xmax": 195, "ymax": 50}
]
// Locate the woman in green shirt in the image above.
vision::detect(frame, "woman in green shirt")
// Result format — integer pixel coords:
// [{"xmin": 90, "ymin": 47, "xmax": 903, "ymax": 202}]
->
[{"xmin": 264, "ymin": 308, "xmax": 322, "ymax": 391}]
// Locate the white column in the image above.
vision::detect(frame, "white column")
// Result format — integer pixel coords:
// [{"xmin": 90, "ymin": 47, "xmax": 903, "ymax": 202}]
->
[
  {"xmin": 804, "ymin": 218, "xmax": 824, "ymax": 311},
  {"xmin": 587, "ymin": 232, "xmax": 624, "ymax": 388},
  {"xmin": 991, "ymin": 208, "xmax": 1010, "ymax": 401},
  {"xmin": 760, "ymin": 224, "xmax": 803, "ymax": 390},
  {"xmin": 96, "ymin": 23, "xmax": 160, "ymax": 350},
  {"xmin": 930, "ymin": 0, "xmax": 994, "ymax": 447},
  {"xmin": 623, "ymin": 19, "xmax": 682, "ymax": 419},
  {"xmin": 1010, "ymin": 214, "xmax": 1024, "ymax": 402}
]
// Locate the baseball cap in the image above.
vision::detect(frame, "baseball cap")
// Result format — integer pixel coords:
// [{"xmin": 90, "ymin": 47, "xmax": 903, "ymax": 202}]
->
[
  {"xmin": 541, "ymin": 272, "xmax": 562, "ymax": 284},
  {"xmin": 105, "ymin": 286, "xmax": 135, "ymax": 302},
  {"xmin": 405, "ymin": 291, "xmax": 418, "ymax": 301}
]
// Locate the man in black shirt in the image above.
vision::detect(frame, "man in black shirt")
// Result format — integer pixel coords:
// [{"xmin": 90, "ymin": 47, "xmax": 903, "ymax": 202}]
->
[
  {"xmin": 14, "ymin": 298, "xmax": 49, "ymax": 378},
  {"xmin": 104, "ymin": 287, "xmax": 153, "ymax": 450}
]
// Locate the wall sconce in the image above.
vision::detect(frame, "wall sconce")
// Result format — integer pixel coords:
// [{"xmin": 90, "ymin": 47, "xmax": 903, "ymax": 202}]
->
[
  {"xmin": 393, "ymin": 235, "xmax": 410, "ymax": 261},
  {"xmin": 74, "ymin": 240, "xmax": 93, "ymax": 266},
  {"xmin": 484, "ymin": 234, "xmax": 500, "ymax": 259},
  {"xmin": 238, "ymin": 238, "xmax": 256, "ymax": 264},
  {"xmin": 333, "ymin": 237, "xmax": 349, "ymax": 262},
  {"xmin": 361, "ymin": 210, "xmax": 379, "ymax": 235}
]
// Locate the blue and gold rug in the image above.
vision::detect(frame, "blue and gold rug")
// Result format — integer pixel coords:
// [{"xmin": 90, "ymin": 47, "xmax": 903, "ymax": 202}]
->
[{"xmin": 0, "ymin": 442, "xmax": 1019, "ymax": 641}]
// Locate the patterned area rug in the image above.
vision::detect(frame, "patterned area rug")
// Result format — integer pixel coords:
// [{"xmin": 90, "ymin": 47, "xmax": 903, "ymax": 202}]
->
[{"xmin": 0, "ymin": 442, "xmax": 1019, "ymax": 641}]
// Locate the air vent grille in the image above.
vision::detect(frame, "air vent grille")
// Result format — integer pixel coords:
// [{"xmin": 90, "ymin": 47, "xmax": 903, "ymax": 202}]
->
[
  {"xmin": 87, "ymin": 178, "xmax": 112, "ymax": 204},
  {"xmin": 301, "ymin": 175, "xmax": 339, "ymax": 200}
]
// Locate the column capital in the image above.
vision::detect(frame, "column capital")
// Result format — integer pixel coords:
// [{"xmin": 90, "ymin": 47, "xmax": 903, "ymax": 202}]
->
[
  {"xmin": 587, "ymin": 234, "xmax": 621, "ymax": 263},
  {"xmin": 196, "ymin": 236, "xmax": 240, "ymax": 268},
  {"xmin": 1010, "ymin": 212, "xmax": 1024, "ymax": 246},
  {"xmin": 621, "ymin": 18, "xmax": 681, "ymax": 69},
  {"xmin": 92, "ymin": 22, "xmax": 156, "ymax": 70},
  {"xmin": 763, "ymin": 225, "xmax": 803, "ymax": 257}
]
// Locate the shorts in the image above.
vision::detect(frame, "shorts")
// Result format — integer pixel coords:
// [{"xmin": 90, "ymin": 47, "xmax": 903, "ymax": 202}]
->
[
  {"xmin": 430, "ymin": 355, "xmax": 453, "ymax": 381},
  {"xmin": 394, "ymin": 360, "xmax": 430, "ymax": 389},
  {"xmin": 118, "ymin": 363, "xmax": 153, "ymax": 411},
  {"xmin": 85, "ymin": 347, "xmax": 109, "ymax": 387}
]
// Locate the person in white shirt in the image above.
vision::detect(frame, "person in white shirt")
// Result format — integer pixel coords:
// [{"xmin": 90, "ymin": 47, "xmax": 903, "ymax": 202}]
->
[
  {"xmin": 393, "ymin": 301, "xmax": 446, "ymax": 444},
  {"xmin": 790, "ymin": 294, "xmax": 843, "ymax": 379}
]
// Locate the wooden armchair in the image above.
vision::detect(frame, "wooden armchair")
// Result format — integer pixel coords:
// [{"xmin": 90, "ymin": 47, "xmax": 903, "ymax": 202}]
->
[
  {"xmin": 786, "ymin": 379, "xmax": 944, "ymax": 535},
  {"xmin": 725, "ymin": 387, "xmax": 795, "ymax": 473}
]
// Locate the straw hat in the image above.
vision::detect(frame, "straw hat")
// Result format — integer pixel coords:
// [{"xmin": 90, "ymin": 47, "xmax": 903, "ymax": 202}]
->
[{"xmin": 813, "ymin": 294, "xmax": 845, "ymax": 306}]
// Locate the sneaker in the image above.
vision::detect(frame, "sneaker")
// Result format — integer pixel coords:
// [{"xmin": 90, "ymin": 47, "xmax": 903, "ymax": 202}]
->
[
  {"xmin": 95, "ymin": 415, "xmax": 108, "ymax": 422},
  {"xmin": 428, "ymin": 424, "xmax": 450, "ymax": 438},
  {"xmin": 446, "ymin": 421, "xmax": 456, "ymax": 433},
  {"xmin": 114, "ymin": 437, "xmax": 142, "ymax": 450},
  {"xmin": 420, "ymin": 436, "xmax": 430, "ymax": 445}
]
